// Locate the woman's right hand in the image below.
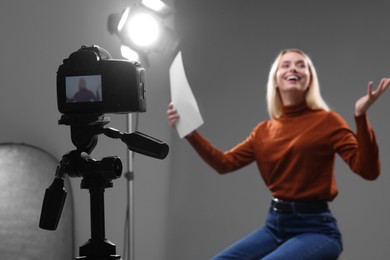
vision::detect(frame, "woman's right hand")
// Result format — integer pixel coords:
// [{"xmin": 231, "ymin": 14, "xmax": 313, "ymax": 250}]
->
[{"xmin": 167, "ymin": 103, "xmax": 180, "ymax": 128}]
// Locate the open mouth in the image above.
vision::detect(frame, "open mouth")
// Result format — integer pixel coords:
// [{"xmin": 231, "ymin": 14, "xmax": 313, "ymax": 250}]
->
[
  {"xmin": 286, "ymin": 75, "xmax": 300, "ymax": 82},
  {"xmin": 287, "ymin": 75, "xmax": 299, "ymax": 80}
]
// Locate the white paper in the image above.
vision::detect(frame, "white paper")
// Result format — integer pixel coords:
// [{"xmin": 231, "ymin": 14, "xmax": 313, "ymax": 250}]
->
[{"xmin": 169, "ymin": 51, "xmax": 204, "ymax": 138}]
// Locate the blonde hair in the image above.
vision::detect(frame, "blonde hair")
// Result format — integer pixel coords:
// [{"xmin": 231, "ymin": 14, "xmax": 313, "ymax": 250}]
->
[{"xmin": 266, "ymin": 49, "xmax": 329, "ymax": 119}]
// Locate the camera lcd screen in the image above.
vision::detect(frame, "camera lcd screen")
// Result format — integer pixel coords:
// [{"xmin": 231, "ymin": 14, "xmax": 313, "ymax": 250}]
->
[{"xmin": 65, "ymin": 75, "xmax": 102, "ymax": 103}]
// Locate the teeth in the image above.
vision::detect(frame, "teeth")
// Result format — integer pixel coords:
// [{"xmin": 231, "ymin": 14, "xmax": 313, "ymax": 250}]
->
[{"xmin": 287, "ymin": 75, "xmax": 299, "ymax": 80}]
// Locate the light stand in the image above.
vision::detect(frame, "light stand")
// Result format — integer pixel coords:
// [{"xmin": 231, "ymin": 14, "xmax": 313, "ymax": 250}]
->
[{"xmin": 123, "ymin": 113, "xmax": 135, "ymax": 260}]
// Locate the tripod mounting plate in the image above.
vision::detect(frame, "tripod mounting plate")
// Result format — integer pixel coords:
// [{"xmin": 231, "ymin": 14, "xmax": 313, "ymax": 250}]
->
[{"xmin": 59, "ymin": 114, "xmax": 110, "ymax": 126}]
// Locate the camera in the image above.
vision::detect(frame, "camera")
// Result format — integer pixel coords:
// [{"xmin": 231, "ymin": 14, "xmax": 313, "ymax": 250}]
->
[{"xmin": 57, "ymin": 45, "xmax": 146, "ymax": 115}]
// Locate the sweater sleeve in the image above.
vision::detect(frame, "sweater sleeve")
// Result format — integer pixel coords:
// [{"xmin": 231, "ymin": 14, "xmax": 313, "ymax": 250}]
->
[
  {"xmin": 354, "ymin": 113, "xmax": 380, "ymax": 179},
  {"xmin": 185, "ymin": 130, "xmax": 256, "ymax": 174},
  {"xmin": 329, "ymin": 112, "xmax": 380, "ymax": 180}
]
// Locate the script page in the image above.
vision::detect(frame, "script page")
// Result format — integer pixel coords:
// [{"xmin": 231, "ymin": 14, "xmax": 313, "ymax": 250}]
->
[{"xmin": 169, "ymin": 51, "xmax": 204, "ymax": 138}]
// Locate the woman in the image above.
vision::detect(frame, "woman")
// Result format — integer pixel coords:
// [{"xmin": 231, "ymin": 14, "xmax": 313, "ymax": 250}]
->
[{"xmin": 167, "ymin": 49, "xmax": 389, "ymax": 259}]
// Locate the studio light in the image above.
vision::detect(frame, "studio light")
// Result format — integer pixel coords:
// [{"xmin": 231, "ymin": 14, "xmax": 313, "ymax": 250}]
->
[
  {"xmin": 108, "ymin": 0, "xmax": 179, "ymax": 66},
  {"xmin": 107, "ymin": 3, "xmax": 179, "ymax": 260}
]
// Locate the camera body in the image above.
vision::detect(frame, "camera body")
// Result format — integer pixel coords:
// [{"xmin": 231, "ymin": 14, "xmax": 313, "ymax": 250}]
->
[{"xmin": 57, "ymin": 45, "xmax": 146, "ymax": 115}]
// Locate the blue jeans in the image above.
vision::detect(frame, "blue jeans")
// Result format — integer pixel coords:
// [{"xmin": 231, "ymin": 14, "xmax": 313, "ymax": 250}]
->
[{"xmin": 212, "ymin": 206, "xmax": 343, "ymax": 260}]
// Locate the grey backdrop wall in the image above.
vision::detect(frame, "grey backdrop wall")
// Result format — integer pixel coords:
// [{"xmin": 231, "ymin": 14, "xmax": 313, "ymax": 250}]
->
[
  {"xmin": 1, "ymin": 0, "xmax": 389, "ymax": 260},
  {"xmin": 166, "ymin": 1, "xmax": 390, "ymax": 259}
]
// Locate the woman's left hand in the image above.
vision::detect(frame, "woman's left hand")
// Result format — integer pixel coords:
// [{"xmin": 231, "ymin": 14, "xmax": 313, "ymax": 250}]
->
[{"xmin": 355, "ymin": 78, "xmax": 390, "ymax": 116}]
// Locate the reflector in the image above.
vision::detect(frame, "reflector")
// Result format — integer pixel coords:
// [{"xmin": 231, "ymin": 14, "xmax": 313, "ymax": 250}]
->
[{"xmin": 0, "ymin": 143, "xmax": 74, "ymax": 259}]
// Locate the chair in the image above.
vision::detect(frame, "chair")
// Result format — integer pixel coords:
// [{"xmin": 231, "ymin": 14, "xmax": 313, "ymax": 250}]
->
[{"xmin": 0, "ymin": 143, "xmax": 74, "ymax": 259}]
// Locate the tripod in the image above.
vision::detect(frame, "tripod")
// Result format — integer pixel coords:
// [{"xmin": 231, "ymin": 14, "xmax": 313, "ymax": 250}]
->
[{"xmin": 39, "ymin": 114, "xmax": 169, "ymax": 260}]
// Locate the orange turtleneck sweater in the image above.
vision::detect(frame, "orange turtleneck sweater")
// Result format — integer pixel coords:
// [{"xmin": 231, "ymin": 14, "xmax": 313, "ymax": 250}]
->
[{"xmin": 186, "ymin": 103, "xmax": 380, "ymax": 201}]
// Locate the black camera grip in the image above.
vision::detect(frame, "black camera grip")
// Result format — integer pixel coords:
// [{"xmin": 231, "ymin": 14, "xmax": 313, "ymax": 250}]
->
[{"xmin": 122, "ymin": 131, "xmax": 169, "ymax": 159}]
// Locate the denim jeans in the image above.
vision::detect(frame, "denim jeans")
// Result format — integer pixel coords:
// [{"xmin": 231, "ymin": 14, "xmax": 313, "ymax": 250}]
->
[{"xmin": 212, "ymin": 206, "xmax": 343, "ymax": 260}]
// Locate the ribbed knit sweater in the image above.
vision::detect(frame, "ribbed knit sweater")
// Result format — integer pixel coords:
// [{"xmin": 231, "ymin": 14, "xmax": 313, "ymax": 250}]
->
[{"xmin": 186, "ymin": 102, "xmax": 380, "ymax": 201}]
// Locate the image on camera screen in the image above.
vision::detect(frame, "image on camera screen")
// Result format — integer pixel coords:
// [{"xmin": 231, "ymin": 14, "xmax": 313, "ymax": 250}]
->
[{"xmin": 65, "ymin": 75, "xmax": 102, "ymax": 103}]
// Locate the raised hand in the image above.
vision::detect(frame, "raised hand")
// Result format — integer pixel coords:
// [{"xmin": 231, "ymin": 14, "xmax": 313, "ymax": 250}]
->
[{"xmin": 355, "ymin": 78, "xmax": 390, "ymax": 116}]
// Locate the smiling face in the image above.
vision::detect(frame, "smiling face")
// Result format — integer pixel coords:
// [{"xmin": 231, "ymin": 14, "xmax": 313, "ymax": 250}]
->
[
  {"xmin": 267, "ymin": 49, "xmax": 329, "ymax": 118},
  {"xmin": 275, "ymin": 51, "xmax": 311, "ymax": 98}
]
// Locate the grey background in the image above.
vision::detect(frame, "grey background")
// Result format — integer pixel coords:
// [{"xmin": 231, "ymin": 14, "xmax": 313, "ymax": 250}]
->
[{"xmin": 1, "ymin": 0, "xmax": 389, "ymax": 259}]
